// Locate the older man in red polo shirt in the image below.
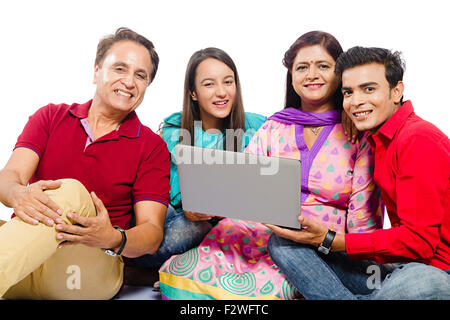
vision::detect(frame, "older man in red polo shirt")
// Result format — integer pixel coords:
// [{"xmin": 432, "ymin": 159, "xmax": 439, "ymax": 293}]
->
[
  {"xmin": 267, "ymin": 46, "xmax": 450, "ymax": 299},
  {"xmin": 0, "ymin": 28, "xmax": 170, "ymax": 299}
]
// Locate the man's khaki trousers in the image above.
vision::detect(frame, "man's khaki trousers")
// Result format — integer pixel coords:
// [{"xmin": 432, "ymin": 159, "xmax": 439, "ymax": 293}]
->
[{"xmin": 0, "ymin": 179, "xmax": 123, "ymax": 299}]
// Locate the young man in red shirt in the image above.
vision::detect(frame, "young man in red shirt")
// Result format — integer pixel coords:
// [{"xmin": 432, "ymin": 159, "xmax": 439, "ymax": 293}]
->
[
  {"xmin": 267, "ymin": 46, "xmax": 450, "ymax": 299},
  {"xmin": 0, "ymin": 28, "xmax": 170, "ymax": 299}
]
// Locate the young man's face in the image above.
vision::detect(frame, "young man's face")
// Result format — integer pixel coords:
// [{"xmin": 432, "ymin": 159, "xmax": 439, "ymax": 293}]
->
[{"xmin": 341, "ymin": 63, "xmax": 404, "ymax": 134}]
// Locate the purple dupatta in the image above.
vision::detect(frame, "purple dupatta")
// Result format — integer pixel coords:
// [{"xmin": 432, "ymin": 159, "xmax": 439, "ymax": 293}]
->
[
  {"xmin": 268, "ymin": 107, "xmax": 342, "ymax": 204},
  {"xmin": 268, "ymin": 107, "xmax": 341, "ymax": 127}
]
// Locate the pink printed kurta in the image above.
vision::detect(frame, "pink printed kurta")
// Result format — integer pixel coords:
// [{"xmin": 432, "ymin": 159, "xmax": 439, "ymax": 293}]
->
[
  {"xmin": 246, "ymin": 120, "xmax": 383, "ymax": 234},
  {"xmin": 159, "ymin": 120, "xmax": 383, "ymax": 300}
]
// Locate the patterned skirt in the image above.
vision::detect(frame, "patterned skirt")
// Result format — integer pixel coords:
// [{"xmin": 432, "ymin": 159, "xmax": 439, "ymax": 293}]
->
[{"xmin": 159, "ymin": 218, "xmax": 300, "ymax": 300}]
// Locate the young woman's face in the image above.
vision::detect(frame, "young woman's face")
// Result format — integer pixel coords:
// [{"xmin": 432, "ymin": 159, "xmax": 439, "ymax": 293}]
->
[
  {"xmin": 191, "ymin": 58, "xmax": 236, "ymax": 130},
  {"xmin": 291, "ymin": 45, "xmax": 339, "ymax": 112}
]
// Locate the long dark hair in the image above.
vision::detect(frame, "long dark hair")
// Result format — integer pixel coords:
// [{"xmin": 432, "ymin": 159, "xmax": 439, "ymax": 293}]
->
[
  {"xmin": 180, "ymin": 47, "xmax": 246, "ymax": 151},
  {"xmin": 283, "ymin": 31, "xmax": 344, "ymax": 110}
]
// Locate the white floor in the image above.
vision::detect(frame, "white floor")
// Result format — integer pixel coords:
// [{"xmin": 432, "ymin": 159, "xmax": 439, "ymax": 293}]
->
[{"xmin": 115, "ymin": 285, "xmax": 161, "ymax": 300}]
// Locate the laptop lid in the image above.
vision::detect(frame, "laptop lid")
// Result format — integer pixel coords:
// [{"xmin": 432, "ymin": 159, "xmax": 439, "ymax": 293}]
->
[{"xmin": 174, "ymin": 144, "xmax": 302, "ymax": 229}]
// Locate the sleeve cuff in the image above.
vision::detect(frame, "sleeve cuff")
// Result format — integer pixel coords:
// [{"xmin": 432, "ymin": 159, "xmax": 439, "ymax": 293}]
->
[
  {"xmin": 345, "ymin": 232, "xmax": 376, "ymax": 257},
  {"xmin": 134, "ymin": 197, "xmax": 169, "ymax": 207},
  {"xmin": 14, "ymin": 144, "xmax": 42, "ymax": 159}
]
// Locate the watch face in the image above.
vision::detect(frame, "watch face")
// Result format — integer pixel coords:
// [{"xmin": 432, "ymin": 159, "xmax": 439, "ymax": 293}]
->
[{"xmin": 318, "ymin": 246, "xmax": 330, "ymax": 255}]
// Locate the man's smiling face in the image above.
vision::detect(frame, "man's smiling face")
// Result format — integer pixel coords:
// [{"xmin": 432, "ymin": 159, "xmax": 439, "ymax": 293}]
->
[
  {"xmin": 341, "ymin": 62, "xmax": 404, "ymax": 134},
  {"xmin": 93, "ymin": 40, "xmax": 153, "ymax": 114}
]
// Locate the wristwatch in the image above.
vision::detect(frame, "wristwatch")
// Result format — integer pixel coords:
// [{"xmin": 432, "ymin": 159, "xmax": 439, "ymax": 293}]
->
[
  {"xmin": 105, "ymin": 226, "xmax": 127, "ymax": 257},
  {"xmin": 317, "ymin": 229, "xmax": 336, "ymax": 255}
]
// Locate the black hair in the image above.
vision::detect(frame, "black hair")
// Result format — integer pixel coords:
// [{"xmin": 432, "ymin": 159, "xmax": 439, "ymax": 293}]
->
[{"xmin": 335, "ymin": 46, "xmax": 405, "ymax": 90}]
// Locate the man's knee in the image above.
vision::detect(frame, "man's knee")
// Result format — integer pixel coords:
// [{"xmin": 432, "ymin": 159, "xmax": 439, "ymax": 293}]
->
[
  {"xmin": 44, "ymin": 179, "xmax": 96, "ymax": 220},
  {"xmin": 380, "ymin": 263, "xmax": 450, "ymax": 300},
  {"xmin": 404, "ymin": 263, "xmax": 450, "ymax": 299},
  {"xmin": 55, "ymin": 179, "xmax": 88, "ymax": 196}
]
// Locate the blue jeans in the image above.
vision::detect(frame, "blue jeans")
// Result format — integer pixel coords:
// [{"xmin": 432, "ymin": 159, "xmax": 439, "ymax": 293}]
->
[
  {"xmin": 127, "ymin": 205, "xmax": 214, "ymax": 268},
  {"xmin": 268, "ymin": 234, "xmax": 450, "ymax": 300}
]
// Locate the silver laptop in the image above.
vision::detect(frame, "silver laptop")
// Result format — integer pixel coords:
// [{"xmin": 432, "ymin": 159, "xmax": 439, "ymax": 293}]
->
[{"xmin": 174, "ymin": 144, "xmax": 302, "ymax": 229}]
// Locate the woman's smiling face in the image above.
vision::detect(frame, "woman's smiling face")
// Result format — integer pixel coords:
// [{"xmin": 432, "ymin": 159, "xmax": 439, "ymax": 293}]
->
[{"xmin": 291, "ymin": 44, "xmax": 339, "ymax": 112}]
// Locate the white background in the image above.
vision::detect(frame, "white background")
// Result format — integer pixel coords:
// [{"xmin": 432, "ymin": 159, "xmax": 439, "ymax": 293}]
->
[{"xmin": 0, "ymin": 0, "xmax": 449, "ymax": 223}]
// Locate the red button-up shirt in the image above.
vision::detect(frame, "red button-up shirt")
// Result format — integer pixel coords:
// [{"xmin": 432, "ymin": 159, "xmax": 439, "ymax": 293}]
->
[{"xmin": 345, "ymin": 101, "xmax": 450, "ymax": 270}]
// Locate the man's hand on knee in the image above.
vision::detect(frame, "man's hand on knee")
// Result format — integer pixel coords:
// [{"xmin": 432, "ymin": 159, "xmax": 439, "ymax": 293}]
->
[
  {"xmin": 55, "ymin": 191, "xmax": 121, "ymax": 250},
  {"xmin": 11, "ymin": 180, "xmax": 63, "ymax": 227}
]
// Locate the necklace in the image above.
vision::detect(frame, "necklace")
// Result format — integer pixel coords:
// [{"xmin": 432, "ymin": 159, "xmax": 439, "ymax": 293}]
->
[{"xmin": 309, "ymin": 126, "xmax": 321, "ymax": 135}]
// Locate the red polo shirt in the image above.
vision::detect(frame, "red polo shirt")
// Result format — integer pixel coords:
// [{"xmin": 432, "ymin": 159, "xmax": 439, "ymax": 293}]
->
[
  {"xmin": 14, "ymin": 100, "xmax": 170, "ymax": 230},
  {"xmin": 345, "ymin": 101, "xmax": 450, "ymax": 270}
]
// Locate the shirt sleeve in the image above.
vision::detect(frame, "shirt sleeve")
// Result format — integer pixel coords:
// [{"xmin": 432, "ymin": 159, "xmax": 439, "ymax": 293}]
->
[
  {"xmin": 14, "ymin": 104, "xmax": 52, "ymax": 158},
  {"xmin": 133, "ymin": 135, "xmax": 171, "ymax": 207},
  {"xmin": 345, "ymin": 134, "xmax": 448, "ymax": 263},
  {"xmin": 346, "ymin": 135, "xmax": 383, "ymax": 233}
]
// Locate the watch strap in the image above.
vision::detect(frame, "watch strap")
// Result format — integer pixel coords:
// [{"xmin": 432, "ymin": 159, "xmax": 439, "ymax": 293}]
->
[{"xmin": 105, "ymin": 226, "xmax": 127, "ymax": 256}]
